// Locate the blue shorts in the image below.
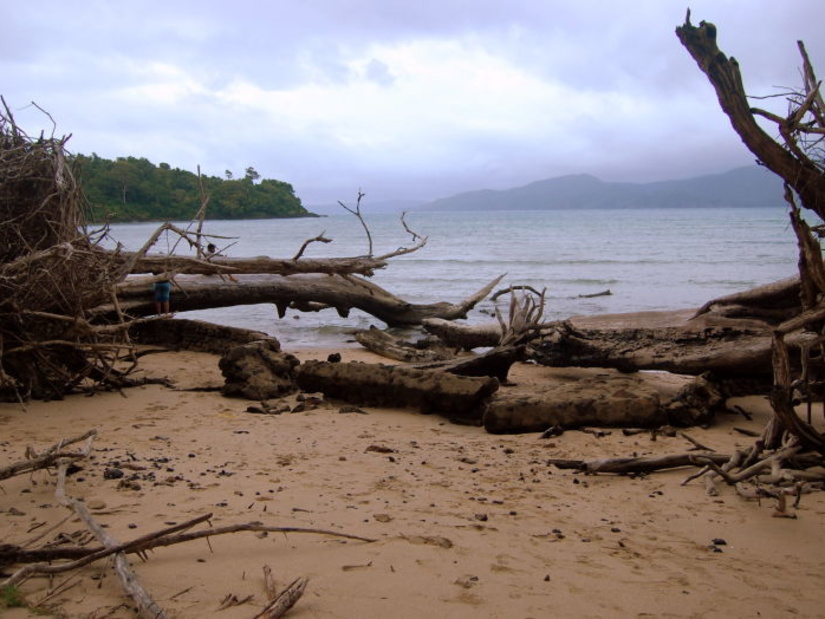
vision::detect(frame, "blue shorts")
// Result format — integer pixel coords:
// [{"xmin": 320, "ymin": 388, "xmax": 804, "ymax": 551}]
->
[{"xmin": 153, "ymin": 281, "xmax": 172, "ymax": 302}]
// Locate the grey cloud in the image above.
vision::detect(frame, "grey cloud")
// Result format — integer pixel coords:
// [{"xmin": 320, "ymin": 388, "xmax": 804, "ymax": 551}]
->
[{"xmin": 3, "ymin": 0, "xmax": 824, "ymax": 206}]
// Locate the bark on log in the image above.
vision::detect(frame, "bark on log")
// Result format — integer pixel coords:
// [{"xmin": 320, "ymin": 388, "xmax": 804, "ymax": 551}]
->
[
  {"xmin": 483, "ymin": 369, "xmax": 723, "ymax": 434},
  {"xmin": 294, "ymin": 360, "xmax": 499, "ymax": 423},
  {"xmin": 102, "ymin": 273, "xmax": 504, "ymax": 328},
  {"xmin": 531, "ymin": 309, "xmax": 778, "ymax": 381}
]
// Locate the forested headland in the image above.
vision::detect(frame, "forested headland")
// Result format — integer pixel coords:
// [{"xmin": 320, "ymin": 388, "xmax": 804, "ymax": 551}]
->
[{"xmin": 73, "ymin": 153, "xmax": 316, "ymax": 222}]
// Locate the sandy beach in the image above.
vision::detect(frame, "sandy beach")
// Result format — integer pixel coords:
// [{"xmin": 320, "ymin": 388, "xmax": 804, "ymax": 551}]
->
[{"xmin": 2, "ymin": 347, "xmax": 824, "ymax": 618}]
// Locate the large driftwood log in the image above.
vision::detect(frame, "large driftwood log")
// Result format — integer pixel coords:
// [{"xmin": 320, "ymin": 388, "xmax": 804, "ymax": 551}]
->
[
  {"xmin": 128, "ymin": 252, "xmax": 391, "ymax": 277},
  {"xmin": 295, "ymin": 360, "xmax": 499, "ymax": 423},
  {"xmin": 103, "ymin": 273, "xmax": 504, "ymax": 328},
  {"xmin": 483, "ymin": 368, "xmax": 724, "ymax": 434},
  {"xmin": 531, "ymin": 309, "xmax": 779, "ymax": 382}
]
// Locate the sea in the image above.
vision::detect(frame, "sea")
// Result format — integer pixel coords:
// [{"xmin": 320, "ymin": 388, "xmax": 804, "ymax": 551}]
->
[{"xmin": 108, "ymin": 207, "xmax": 801, "ymax": 349}]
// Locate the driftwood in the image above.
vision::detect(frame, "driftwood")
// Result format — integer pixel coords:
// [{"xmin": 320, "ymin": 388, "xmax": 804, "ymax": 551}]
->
[
  {"xmin": 531, "ymin": 309, "xmax": 777, "ymax": 382},
  {"xmin": 0, "ymin": 429, "xmax": 97, "ymax": 481},
  {"xmin": 548, "ymin": 453, "xmax": 732, "ymax": 474},
  {"xmin": 414, "ymin": 345, "xmax": 527, "ymax": 383},
  {"xmin": 253, "ymin": 576, "xmax": 309, "ymax": 619},
  {"xmin": 129, "ymin": 252, "xmax": 392, "ymax": 278},
  {"xmin": 676, "ymin": 17, "xmax": 825, "ymax": 221},
  {"xmin": 103, "ymin": 272, "xmax": 505, "ymax": 328},
  {"xmin": 295, "ymin": 360, "xmax": 499, "ymax": 423},
  {"xmin": 354, "ymin": 326, "xmax": 454, "ymax": 363},
  {"xmin": 421, "ymin": 317, "xmax": 503, "ymax": 350},
  {"xmin": 53, "ymin": 449, "xmax": 168, "ymax": 618},
  {"xmin": 693, "ymin": 276, "xmax": 802, "ymax": 322},
  {"xmin": 2, "ymin": 432, "xmax": 374, "ymax": 618},
  {"xmin": 551, "ymin": 16, "xmax": 825, "ymax": 502},
  {"xmin": 484, "ymin": 369, "xmax": 723, "ymax": 434},
  {"xmin": 2, "ymin": 517, "xmax": 374, "ymax": 589},
  {"xmin": 677, "ymin": 14, "xmax": 825, "ymax": 461}
]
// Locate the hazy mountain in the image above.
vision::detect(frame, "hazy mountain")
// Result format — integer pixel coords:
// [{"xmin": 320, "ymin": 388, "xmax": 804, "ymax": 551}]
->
[{"xmin": 417, "ymin": 166, "xmax": 785, "ymax": 211}]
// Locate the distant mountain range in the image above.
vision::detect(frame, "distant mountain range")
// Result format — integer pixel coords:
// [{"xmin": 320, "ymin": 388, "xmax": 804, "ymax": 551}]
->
[{"xmin": 417, "ymin": 165, "xmax": 785, "ymax": 212}]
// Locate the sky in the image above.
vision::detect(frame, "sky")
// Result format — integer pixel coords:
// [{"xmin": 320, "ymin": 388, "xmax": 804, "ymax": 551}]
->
[{"xmin": 4, "ymin": 1, "xmax": 825, "ymax": 206}]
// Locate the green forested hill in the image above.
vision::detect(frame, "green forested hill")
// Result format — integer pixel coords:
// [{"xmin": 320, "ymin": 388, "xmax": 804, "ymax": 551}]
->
[{"xmin": 73, "ymin": 154, "xmax": 315, "ymax": 222}]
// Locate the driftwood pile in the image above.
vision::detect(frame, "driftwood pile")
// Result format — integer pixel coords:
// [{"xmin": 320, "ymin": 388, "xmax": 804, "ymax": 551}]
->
[
  {"xmin": 527, "ymin": 15, "xmax": 825, "ymax": 511},
  {"xmin": 0, "ymin": 96, "xmax": 506, "ymax": 402},
  {"xmin": 0, "ymin": 98, "xmax": 138, "ymax": 401}
]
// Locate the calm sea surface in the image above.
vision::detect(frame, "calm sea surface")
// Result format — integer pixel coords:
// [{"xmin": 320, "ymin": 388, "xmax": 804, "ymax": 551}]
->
[{"xmin": 109, "ymin": 207, "xmax": 799, "ymax": 348}]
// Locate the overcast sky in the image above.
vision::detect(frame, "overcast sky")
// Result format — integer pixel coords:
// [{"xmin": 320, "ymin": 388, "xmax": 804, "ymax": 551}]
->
[{"xmin": 4, "ymin": 1, "xmax": 824, "ymax": 206}]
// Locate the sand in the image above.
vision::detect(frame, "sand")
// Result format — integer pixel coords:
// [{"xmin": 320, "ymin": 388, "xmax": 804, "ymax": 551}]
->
[{"xmin": 2, "ymin": 347, "xmax": 824, "ymax": 618}]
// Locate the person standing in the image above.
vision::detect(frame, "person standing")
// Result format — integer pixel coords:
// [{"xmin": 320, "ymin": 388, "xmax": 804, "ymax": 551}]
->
[{"xmin": 153, "ymin": 278, "xmax": 172, "ymax": 315}]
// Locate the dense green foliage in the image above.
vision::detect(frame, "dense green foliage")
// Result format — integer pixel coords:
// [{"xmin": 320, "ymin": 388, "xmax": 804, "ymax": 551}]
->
[{"xmin": 73, "ymin": 154, "xmax": 315, "ymax": 222}]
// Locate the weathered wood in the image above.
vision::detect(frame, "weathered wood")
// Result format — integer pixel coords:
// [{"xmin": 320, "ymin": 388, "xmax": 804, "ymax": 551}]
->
[
  {"xmin": 548, "ymin": 452, "xmax": 731, "ymax": 474},
  {"xmin": 421, "ymin": 317, "xmax": 503, "ymax": 350},
  {"xmin": 416, "ymin": 345, "xmax": 527, "ymax": 383},
  {"xmin": 53, "ymin": 444, "xmax": 168, "ymax": 619},
  {"xmin": 253, "ymin": 577, "xmax": 309, "ymax": 619},
  {"xmin": 531, "ymin": 310, "xmax": 777, "ymax": 381},
  {"xmin": 128, "ymin": 252, "xmax": 390, "ymax": 277},
  {"xmin": 693, "ymin": 276, "xmax": 801, "ymax": 322},
  {"xmin": 483, "ymin": 369, "xmax": 723, "ymax": 434},
  {"xmin": 0, "ymin": 429, "xmax": 97, "ymax": 481},
  {"xmin": 354, "ymin": 326, "xmax": 454, "ymax": 363},
  {"xmin": 101, "ymin": 272, "xmax": 505, "ymax": 328},
  {"xmin": 676, "ymin": 17, "xmax": 825, "ymax": 220},
  {"xmin": 295, "ymin": 360, "xmax": 499, "ymax": 423}
]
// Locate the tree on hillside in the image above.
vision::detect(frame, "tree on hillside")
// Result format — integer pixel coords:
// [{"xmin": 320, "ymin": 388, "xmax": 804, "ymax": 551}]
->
[{"xmin": 74, "ymin": 155, "xmax": 310, "ymax": 222}]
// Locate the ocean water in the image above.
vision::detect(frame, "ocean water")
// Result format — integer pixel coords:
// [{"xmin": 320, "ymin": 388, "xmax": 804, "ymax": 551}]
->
[{"xmin": 108, "ymin": 207, "xmax": 800, "ymax": 348}]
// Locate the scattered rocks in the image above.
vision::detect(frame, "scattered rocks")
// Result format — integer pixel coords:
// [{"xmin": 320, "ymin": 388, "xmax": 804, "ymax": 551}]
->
[{"xmin": 103, "ymin": 468, "xmax": 124, "ymax": 480}]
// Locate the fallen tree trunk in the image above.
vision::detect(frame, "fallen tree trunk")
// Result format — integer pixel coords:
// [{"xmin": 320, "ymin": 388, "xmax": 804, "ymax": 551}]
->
[
  {"xmin": 693, "ymin": 276, "xmax": 802, "ymax": 322},
  {"xmin": 483, "ymin": 368, "xmax": 724, "ymax": 434},
  {"xmin": 294, "ymin": 360, "xmax": 499, "ymax": 423},
  {"xmin": 531, "ymin": 309, "xmax": 779, "ymax": 382},
  {"xmin": 128, "ymin": 252, "xmax": 391, "ymax": 277},
  {"xmin": 103, "ymin": 273, "xmax": 504, "ymax": 328}
]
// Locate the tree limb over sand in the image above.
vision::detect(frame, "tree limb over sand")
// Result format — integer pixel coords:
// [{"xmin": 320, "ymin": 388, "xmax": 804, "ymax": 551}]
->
[{"xmin": 103, "ymin": 272, "xmax": 506, "ymax": 328}]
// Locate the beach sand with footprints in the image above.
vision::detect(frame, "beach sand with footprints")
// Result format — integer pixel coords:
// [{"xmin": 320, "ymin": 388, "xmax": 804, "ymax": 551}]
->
[{"xmin": 2, "ymin": 348, "xmax": 824, "ymax": 618}]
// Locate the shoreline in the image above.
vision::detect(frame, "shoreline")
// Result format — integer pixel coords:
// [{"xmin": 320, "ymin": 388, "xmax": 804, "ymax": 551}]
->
[{"xmin": 2, "ymin": 347, "xmax": 823, "ymax": 617}]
